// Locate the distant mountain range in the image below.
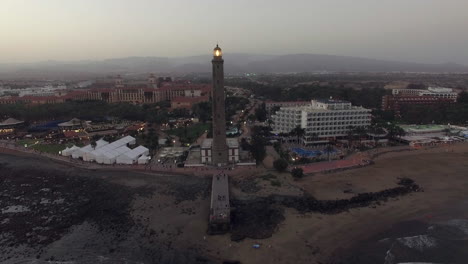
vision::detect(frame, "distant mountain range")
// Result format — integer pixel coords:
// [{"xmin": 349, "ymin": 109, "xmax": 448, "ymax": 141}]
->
[{"xmin": 1, "ymin": 53, "xmax": 467, "ymax": 78}]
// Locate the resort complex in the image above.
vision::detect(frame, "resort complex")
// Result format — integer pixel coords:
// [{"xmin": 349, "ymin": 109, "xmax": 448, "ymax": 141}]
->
[{"xmin": 271, "ymin": 99, "xmax": 372, "ymax": 144}]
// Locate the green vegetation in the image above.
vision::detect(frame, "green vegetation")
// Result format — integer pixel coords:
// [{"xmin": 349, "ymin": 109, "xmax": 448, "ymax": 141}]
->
[
  {"xmin": 399, "ymin": 103, "xmax": 468, "ymax": 125},
  {"xmin": 249, "ymin": 136, "xmax": 267, "ymax": 165},
  {"xmin": 17, "ymin": 139, "xmax": 38, "ymax": 146},
  {"xmin": 226, "ymin": 96, "xmax": 249, "ymax": 119},
  {"xmin": 167, "ymin": 122, "xmax": 210, "ymax": 145},
  {"xmin": 273, "ymin": 158, "xmax": 288, "ymax": 172},
  {"xmin": 290, "ymin": 126, "xmax": 306, "ymax": 144},
  {"xmin": 140, "ymin": 127, "xmax": 159, "ymax": 154},
  {"xmin": 16, "ymin": 139, "xmax": 72, "ymax": 154},
  {"xmin": 273, "ymin": 141, "xmax": 290, "ymax": 162},
  {"xmin": 260, "ymin": 174, "xmax": 276, "ymax": 181},
  {"xmin": 255, "ymin": 102, "xmax": 267, "ymax": 122},
  {"xmin": 258, "ymin": 174, "xmax": 281, "ymax": 187},
  {"xmin": 270, "ymin": 180, "xmax": 282, "ymax": 187},
  {"xmin": 399, "ymin": 124, "xmax": 445, "ymax": 131},
  {"xmin": 191, "ymin": 101, "xmax": 211, "ymax": 123},
  {"xmin": 226, "ymin": 78, "xmax": 389, "ymax": 109},
  {"xmin": 0, "ymin": 101, "xmax": 172, "ymax": 123},
  {"xmin": 240, "ymin": 126, "xmax": 268, "ymax": 164},
  {"xmin": 31, "ymin": 143, "xmax": 74, "ymax": 154},
  {"xmin": 291, "ymin": 168, "xmax": 304, "ymax": 179},
  {"xmin": 191, "ymin": 96, "xmax": 249, "ymax": 122}
]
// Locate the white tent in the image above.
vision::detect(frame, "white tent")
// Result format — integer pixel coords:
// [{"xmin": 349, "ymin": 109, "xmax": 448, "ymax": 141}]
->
[
  {"xmin": 61, "ymin": 145, "xmax": 80, "ymax": 156},
  {"xmin": 86, "ymin": 136, "xmax": 134, "ymax": 162},
  {"xmin": 81, "ymin": 139, "xmax": 109, "ymax": 161},
  {"xmin": 116, "ymin": 146, "xmax": 149, "ymax": 164},
  {"xmin": 61, "ymin": 147, "xmax": 70, "ymax": 155},
  {"xmin": 138, "ymin": 154, "xmax": 150, "ymax": 164},
  {"xmin": 72, "ymin": 145, "xmax": 93, "ymax": 159},
  {"xmin": 96, "ymin": 145, "xmax": 132, "ymax": 164},
  {"xmin": 71, "ymin": 136, "xmax": 137, "ymax": 163},
  {"xmin": 96, "ymin": 139, "xmax": 109, "ymax": 147}
]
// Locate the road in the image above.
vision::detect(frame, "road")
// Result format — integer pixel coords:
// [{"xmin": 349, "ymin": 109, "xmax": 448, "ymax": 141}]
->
[{"xmin": 238, "ymin": 98, "xmax": 259, "ymax": 139}]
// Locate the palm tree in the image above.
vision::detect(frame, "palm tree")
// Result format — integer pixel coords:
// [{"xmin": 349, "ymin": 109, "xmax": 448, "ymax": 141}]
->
[
  {"xmin": 90, "ymin": 140, "xmax": 97, "ymax": 149},
  {"xmin": 396, "ymin": 127, "xmax": 406, "ymax": 139},
  {"xmin": 267, "ymin": 119, "xmax": 274, "ymax": 129},
  {"xmin": 387, "ymin": 126, "xmax": 396, "ymax": 140},
  {"xmin": 443, "ymin": 128, "xmax": 451, "ymax": 136},
  {"xmin": 369, "ymin": 124, "xmax": 385, "ymax": 146},
  {"xmin": 291, "ymin": 125, "xmax": 305, "ymax": 145},
  {"xmin": 387, "ymin": 125, "xmax": 405, "ymax": 141},
  {"xmin": 346, "ymin": 125, "xmax": 355, "ymax": 148},
  {"xmin": 354, "ymin": 126, "xmax": 368, "ymax": 144},
  {"xmin": 183, "ymin": 121, "xmax": 189, "ymax": 138},
  {"xmin": 324, "ymin": 143, "xmax": 334, "ymax": 162}
]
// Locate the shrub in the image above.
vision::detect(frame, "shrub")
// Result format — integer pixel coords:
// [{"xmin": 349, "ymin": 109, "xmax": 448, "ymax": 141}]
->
[
  {"xmin": 271, "ymin": 180, "xmax": 281, "ymax": 187},
  {"xmin": 291, "ymin": 168, "xmax": 304, "ymax": 179},
  {"xmin": 273, "ymin": 158, "xmax": 288, "ymax": 172}
]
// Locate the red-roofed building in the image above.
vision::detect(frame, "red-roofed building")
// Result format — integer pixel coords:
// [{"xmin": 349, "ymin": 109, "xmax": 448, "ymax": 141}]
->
[
  {"xmin": 171, "ymin": 96, "xmax": 210, "ymax": 110},
  {"xmin": 382, "ymin": 95, "xmax": 454, "ymax": 115},
  {"xmin": 0, "ymin": 75, "xmax": 212, "ymax": 106},
  {"xmin": 124, "ymin": 123, "xmax": 146, "ymax": 133},
  {"xmin": 63, "ymin": 130, "xmax": 87, "ymax": 139}
]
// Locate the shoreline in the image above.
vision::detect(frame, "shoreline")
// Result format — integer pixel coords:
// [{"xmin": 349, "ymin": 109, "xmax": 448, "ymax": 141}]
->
[{"xmin": 0, "ymin": 142, "xmax": 264, "ymax": 178}]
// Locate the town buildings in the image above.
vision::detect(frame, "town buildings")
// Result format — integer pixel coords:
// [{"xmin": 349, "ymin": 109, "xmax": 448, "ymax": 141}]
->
[
  {"xmin": 265, "ymin": 100, "xmax": 310, "ymax": 113},
  {"xmin": 170, "ymin": 96, "xmax": 210, "ymax": 110},
  {"xmin": 271, "ymin": 99, "xmax": 372, "ymax": 144},
  {"xmin": 0, "ymin": 75, "xmax": 211, "ymax": 109},
  {"xmin": 0, "ymin": 118, "xmax": 25, "ymax": 136},
  {"xmin": 0, "ymin": 85, "xmax": 67, "ymax": 97},
  {"xmin": 201, "ymin": 138, "xmax": 239, "ymax": 164},
  {"xmin": 382, "ymin": 95, "xmax": 454, "ymax": 115},
  {"xmin": 382, "ymin": 87, "xmax": 457, "ymax": 115},
  {"xmin": 392, "ymin": 87, "xmax": 458, "ymax": 101}
]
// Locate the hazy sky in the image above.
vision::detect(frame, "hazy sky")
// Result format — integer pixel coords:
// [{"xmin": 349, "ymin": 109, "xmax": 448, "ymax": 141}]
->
[{"xmin": 1, "ymin": 0, "xmax": 468, "ymax": 64}]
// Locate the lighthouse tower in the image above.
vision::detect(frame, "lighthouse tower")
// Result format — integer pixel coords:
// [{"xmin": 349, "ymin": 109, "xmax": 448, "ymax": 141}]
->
[{"xmin": 211, "ymin": 44, "xmax": 228, "ymax": 166}]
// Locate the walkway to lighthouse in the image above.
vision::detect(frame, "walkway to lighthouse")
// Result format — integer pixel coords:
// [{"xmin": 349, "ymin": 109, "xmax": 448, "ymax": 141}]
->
[{"xmin": 208, "ymin": 172, "xmax": 230, "ymax": 234}]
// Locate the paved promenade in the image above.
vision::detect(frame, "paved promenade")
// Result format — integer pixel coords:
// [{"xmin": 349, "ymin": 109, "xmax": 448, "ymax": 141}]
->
[{"xmin": 0, "ymin": 140, "xmax": 262, "ymax": 178}]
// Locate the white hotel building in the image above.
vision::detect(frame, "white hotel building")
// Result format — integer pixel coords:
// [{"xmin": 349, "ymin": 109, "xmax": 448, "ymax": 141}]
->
[{"xmin": 271, "ymin": 99, "xmax": 372, "ymax": 144}]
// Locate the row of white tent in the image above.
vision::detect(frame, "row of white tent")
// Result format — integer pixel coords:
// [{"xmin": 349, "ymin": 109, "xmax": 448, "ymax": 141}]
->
[{"xmin": 62, "ymin": 136, "xmax": 150, "ymax": 165}]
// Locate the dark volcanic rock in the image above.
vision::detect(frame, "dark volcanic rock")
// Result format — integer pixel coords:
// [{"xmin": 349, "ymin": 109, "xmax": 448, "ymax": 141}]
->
[
  {"xmin": 228, "ymin": 178, "xmax": 421, "ymax": 241},
  {"xmin": 279, "ymin": 178, "xmax": 421, "ymax": 214},
  {"xmin": 230, "ymin": 199, "xmax": 285, "ymax": 241},
  {"xmin": 0, "ymin": 155, "xmax": 218, "ymax": 264},
  {"xmin": 0, "ymin": 163, "xmax": 136, "ymax": 252},
  {"xmin": 164, "ymin": 175, "xmax": 211, "ymax": 204}
]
